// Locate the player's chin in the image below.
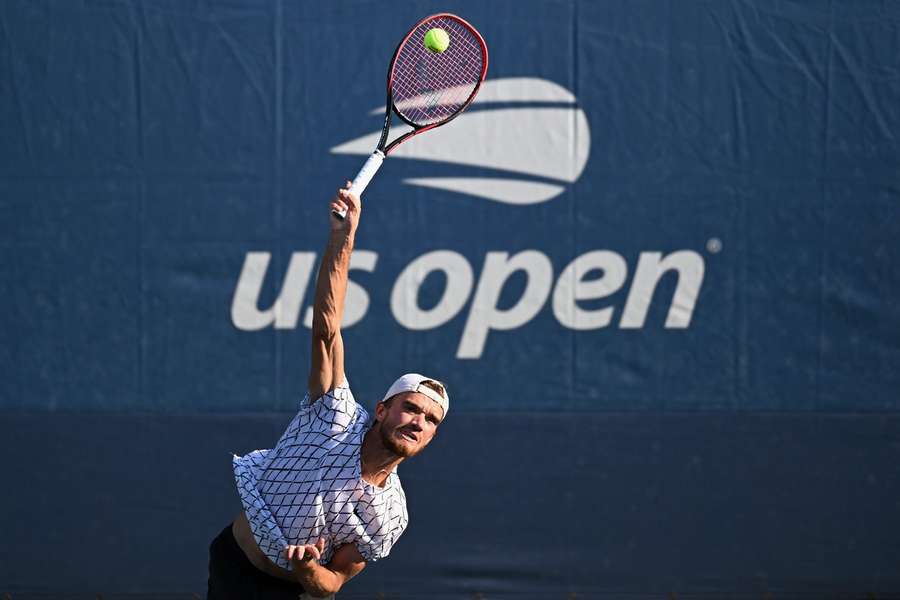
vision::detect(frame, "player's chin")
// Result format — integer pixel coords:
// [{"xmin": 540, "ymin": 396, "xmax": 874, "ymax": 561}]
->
[{"xmin": 391, "ymin": 430, "xmax": 422, "ymax": 457}]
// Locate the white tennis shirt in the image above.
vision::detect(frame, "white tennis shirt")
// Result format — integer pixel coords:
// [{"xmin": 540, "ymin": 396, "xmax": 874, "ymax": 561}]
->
[{"xmin": 233, "ymin": 380, "xmax": 408, "ymax": 569}]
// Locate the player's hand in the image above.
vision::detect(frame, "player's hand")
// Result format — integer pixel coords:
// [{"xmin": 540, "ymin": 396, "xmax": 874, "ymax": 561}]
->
[
  {"xmin": 330, "ymin": 180, "xmax": 361, "ymax": 236},
  {"xmin": 285, "ymin": 536, "xmax": 326, "ymax": 571}
]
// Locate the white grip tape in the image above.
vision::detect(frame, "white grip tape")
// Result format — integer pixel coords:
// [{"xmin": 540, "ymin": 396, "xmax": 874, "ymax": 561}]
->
[{"xmin": 334, "ymin": 150, "xmax": 385, "ymax": 219}]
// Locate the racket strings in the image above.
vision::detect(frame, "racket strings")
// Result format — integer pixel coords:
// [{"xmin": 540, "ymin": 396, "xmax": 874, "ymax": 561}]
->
[{"xmin": 391, "ymin": 16, "xmax": 485, "ymax": 127}]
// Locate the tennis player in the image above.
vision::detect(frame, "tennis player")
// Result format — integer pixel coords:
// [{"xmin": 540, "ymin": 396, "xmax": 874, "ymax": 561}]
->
[{"xmin": 207, "ymin": 182, "xmax": 449, "ymax": 599}]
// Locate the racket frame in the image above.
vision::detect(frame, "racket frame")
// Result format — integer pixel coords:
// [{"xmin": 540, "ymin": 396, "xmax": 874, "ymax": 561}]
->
[
  {"xmin": 334, "ymin": 13, "xmax": 488, "ymax": 219},
  {"xmin": 381, "ymin": 13, "xmax": 489, "ymax": 155}
]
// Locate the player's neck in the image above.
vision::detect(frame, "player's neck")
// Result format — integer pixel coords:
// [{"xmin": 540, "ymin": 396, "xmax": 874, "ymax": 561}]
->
[{"xmin": 360, "ymin": 428, "xmax": 404, "ymax": 488}]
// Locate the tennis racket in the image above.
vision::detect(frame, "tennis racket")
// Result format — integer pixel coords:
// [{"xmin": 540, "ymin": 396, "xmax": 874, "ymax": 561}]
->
[{"xmin": 334, "ymin": 13, "xmax": 489, "ymax": 219}]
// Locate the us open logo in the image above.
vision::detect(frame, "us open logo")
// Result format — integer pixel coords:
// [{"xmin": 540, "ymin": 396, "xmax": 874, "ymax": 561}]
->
[
  {"xmin": 231, "ymin": 77, "xmax": 708, "ymax": 359},
  {"xmin": 330, "ymin": 77, "xmax": 591, "ymax": 205}
]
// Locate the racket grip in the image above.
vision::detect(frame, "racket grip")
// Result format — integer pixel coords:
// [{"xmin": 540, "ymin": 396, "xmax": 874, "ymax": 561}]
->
[{"xmin": 333, "ymin": 150, "xmax": 385, "ymax": 220}]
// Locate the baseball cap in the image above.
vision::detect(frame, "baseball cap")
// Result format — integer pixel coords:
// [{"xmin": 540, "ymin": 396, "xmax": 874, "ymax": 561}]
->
[{"xmin": 380, "ymin": 373, "xmax": 449, "ymax": 419}]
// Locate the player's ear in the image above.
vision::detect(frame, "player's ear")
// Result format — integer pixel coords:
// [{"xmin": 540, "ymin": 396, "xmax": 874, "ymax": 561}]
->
[{"xmin": 374, "ymin": 401, "xmax": 386, "ymax": 423}]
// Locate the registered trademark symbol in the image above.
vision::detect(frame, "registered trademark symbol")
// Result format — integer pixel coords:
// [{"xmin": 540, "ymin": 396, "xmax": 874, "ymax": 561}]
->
[{"xmin": 706, "ymin": 238, "xmax": 722, "ymax": 254}]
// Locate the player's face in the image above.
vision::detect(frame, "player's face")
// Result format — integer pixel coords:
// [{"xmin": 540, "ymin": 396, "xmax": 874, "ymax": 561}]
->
[{"xmin": 377, "ymin": 392, "xmax": 443, "ymax": 458}]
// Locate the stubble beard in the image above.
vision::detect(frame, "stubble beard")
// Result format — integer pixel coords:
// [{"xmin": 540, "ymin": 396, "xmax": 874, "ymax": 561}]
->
[{"xmin": 379, "ymin": 423, "xmax": 419, "ymax": 458}]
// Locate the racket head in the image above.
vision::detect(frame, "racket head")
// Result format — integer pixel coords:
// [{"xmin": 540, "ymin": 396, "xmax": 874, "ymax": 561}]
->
[{"xmin": 384, "ymin": 13, "xmax": 488, "ymax": 152}]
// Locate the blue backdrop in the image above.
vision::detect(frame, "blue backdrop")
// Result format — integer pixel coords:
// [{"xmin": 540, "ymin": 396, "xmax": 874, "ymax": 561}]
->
[{"xmin": 2, "ymin": 0, "xmax": 899, "ymax": 597}]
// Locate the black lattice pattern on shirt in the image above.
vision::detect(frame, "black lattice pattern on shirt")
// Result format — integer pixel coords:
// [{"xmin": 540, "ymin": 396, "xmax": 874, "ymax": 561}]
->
[{"xmin": 233, "ymin": 384, "xmax": 408, "ymax": 569}]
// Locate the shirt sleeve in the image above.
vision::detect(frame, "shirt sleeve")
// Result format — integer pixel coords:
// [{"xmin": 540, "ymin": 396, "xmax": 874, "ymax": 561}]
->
[
  {"xmin": 299, "ymin": 378, "xmax": 361, "ymax": 435},
  {"xmin": 356, "ymin": 521, "xmax": 407, "ymax": 562},
  {"xmin": 353, "ymin": 488, "xmax": 409, "ymax": 562}
]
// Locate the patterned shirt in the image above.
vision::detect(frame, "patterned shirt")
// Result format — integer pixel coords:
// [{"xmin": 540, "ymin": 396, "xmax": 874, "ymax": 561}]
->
[{"xmin": 233, "ymin": 381, "xmax": 408, "ymax": 569}]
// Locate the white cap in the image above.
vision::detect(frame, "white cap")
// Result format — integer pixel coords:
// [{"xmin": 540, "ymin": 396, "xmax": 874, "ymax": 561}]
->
[{"xmin": 380, "ymin": 373, "xmax": 449, "ymax": 419}]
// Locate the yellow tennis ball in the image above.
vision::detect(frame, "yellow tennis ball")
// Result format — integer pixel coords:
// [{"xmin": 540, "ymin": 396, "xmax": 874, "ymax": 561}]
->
[{"xmin": 423, "ymin": 28, "xmax": 450, "ymax": 53}]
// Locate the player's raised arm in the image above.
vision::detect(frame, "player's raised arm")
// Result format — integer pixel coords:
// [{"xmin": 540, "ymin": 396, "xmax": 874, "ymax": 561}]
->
[{"xmin": 308, "ymin": 181, "xmax": 360, "ymax": 401}]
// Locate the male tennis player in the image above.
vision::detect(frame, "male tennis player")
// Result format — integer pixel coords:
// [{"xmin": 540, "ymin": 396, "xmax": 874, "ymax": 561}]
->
[{"xmin": 207, "ymin": 182, "xmax": 449, "ymax": 599}]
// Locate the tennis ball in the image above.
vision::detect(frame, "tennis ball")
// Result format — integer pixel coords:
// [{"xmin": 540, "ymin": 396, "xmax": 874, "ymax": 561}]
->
[{"xmin": 423, "ymin": 28, "xmax": 450, "ymax": 53}]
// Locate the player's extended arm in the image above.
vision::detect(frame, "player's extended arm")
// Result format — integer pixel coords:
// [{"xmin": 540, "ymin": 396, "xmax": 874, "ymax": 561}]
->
[
  {"xmin": 285, "ymin": 539, "xmax": 367, "ymax": 597},
  {"xmin": 308, "ymin": 181, "xmax": 361, "ymax": 401}
]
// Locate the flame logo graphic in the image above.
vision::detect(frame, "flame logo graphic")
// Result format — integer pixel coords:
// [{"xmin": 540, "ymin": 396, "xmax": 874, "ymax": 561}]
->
[{"xmin": 330, "ymin": 77, "xmax": 591, "ymax": 206}]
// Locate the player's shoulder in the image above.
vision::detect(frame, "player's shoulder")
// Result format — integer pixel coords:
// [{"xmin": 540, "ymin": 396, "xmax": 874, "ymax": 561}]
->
[{"xmin": 302, "ymin": 378, "xmax": 368, "ymax": 430}]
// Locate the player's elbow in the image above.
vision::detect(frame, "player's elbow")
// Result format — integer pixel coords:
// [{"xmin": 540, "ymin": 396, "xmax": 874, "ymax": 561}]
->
[{"xmin": 310, "ymin": 314, "xmax": 339, "ymax": 341}]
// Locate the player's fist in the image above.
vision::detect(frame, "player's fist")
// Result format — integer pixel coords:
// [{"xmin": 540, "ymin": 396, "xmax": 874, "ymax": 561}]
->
[
  {"xmin": 330, "ymin": 180, "xmax": 361, "ymax": 235},
  {"xmin": 285, "ymin": 536, "xmax": 327, "ymax": 569}
]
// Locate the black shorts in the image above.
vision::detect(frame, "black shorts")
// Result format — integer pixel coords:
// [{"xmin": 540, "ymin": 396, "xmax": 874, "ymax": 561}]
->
[{"xmin": 207, "ymin": 523, "xmax": 307, "ymax": 600}]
